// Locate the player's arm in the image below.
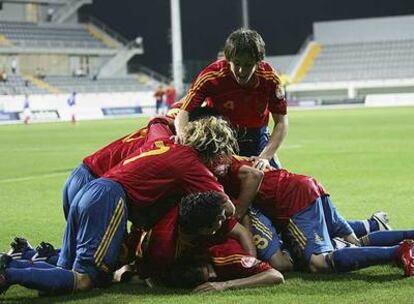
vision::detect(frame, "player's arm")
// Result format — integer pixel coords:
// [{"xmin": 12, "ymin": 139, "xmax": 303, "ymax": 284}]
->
[
  {"xmin": 228, "ymin": 222, "xmax": 257, "ymax": 257},
  {"xmin": 193, "ymin": 268, "xmax": 284, "ymax": 292},
  {"xmin": 174, "ymin": 109, "xmax": 190, "ymax": 142},
  {"xmin": 254, "ymin": 112, "xmax": 288, "ymax": 170},
  {"xmin": 235, "ymin": 165, "xmax": 263, "ymax": 218}
]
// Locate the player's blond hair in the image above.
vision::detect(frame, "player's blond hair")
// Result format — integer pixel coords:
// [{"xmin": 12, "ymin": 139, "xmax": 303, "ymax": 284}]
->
[{"xmin": 181, "ymin": 116, "xmax": 238, "ymax": 167}]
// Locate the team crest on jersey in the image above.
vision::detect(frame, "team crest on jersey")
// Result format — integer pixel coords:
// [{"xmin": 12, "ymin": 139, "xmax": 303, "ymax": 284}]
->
[
  {"xmin": 241, "ymin": 256, "xmax": 259, "ymax": 268},
  {"xmin": 275, "ymin": 86, "xmax": 285, "ymax": 99},
  {"xmin": 314, "ymin": 232, "xmax": 323, "ymax": 242}
]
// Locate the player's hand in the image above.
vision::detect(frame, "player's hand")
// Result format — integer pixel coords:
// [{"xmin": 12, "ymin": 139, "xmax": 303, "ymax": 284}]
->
[
  {"xmin": 170, "ymin": 135, "xmax": 181, "ymax": 144},
  {"xmin": 250, "ymin": 156, "xmax": 271, "ymax": 171},
  {"xmin": 193, "ymin": 282, "xmax": 227, "ymax": 293}
]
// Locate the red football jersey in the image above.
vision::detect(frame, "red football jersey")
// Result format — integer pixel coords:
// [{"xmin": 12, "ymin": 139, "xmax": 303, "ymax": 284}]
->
[
  {"xmin": 144, "ymin": 206, "xmax": 238, "ymax": 273},
  {"xmin": 219, "ymin": 157, "xmax": 327, "ymax": 227},
  {"xmin": 103, "ymin": 139, "xmax": 227, "ymax": 210},
  {"xmin": 209, "ymin": 238, "xmax": 272, "ymax": 281},
  {"xmin": 181, "ymin": 59, "xmax": 287, "ymax": 128},
  {"xmin": 83, "ymin": 118, "xmax": 173, "ymax": 177},
  {"xmin": 83, "ymin": 127, "xmax": 148, "ymax": 177}
]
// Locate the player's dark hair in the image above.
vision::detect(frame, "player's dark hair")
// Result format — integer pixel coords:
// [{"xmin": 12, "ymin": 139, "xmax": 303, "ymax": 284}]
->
[
  {"xmin": 165, "ymin": 257, "xmax": 209, "ymax": 288},
  {"xmin": 178, "ymin": 191, "xmax": 226, "ymax": 235},
  {"xmin": 224, "ymin": 28, "xmax": 265, "ymax": 62}
]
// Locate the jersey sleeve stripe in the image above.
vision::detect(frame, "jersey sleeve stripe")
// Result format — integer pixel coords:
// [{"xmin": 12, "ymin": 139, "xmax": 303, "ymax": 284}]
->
[{"xmin": 182, "ymin": 70, "xmax": 228, "ymax": 110}]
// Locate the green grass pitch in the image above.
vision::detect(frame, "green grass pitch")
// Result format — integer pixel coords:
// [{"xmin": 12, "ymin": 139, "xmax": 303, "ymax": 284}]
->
[{"xmin": 0, "ymin": 106, "xmax": 413, "ymax": 303}]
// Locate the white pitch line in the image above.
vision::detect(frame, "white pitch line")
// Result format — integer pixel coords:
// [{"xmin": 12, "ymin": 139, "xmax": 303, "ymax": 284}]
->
[{"xmin": 0, "ymin": 172, "xmax": 68, "ymax": 184}]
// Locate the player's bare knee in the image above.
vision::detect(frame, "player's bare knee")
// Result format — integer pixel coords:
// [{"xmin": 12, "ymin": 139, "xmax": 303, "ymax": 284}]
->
[
  {"xmin": 269, "ymin": 250, "xmax": 294, "ymax": 272},
  {"xmin": 343, "ymin": 233, "xmax": 361, "ymax": 246},
  {"xmin": 74, "ymin": 271, "xmax": 93, "ymax": 292},
  {"xmin": 268, "ymin": 268, "xmax": 285, "ymax": 284},
  {"xmin": 308, "ymin": 253, "xmax": 331, "ymax": 273}
]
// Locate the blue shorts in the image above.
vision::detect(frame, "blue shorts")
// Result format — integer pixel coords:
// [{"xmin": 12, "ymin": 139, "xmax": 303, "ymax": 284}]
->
[
  {"xmin": 285, "ymin": 195, "xmax": 353, "ymax": 266},
  {"xmin": 57, "ymin": 178, "xmax": 127, "ymax": 287},
  {"xmin": 236, "ymin": 126, "xmax": 280, "ymax": 168},
  {"xmin": 249, "ymin": 207, "xmax": 282, "ymax": 261},
  {"xmin": 62, "ymin": 163, "xmax": 96, "ymax": 219}
]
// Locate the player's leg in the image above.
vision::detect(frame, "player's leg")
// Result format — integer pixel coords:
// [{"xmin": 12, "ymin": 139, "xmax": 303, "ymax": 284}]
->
[
  {"xmin": 283, "ymin": 198, "xmax": 335, "ymax": 272},
  {"xmin": 322, "ymin": 240, "xmax": 414, "ymax": 276},
  {"xmin": 360, "ymin": 230, "xmax": 414, "ymax": 246},
  {"xmin": 0, "ymin": 252, "xmax": 76, "ymax": 295},
  {"xmin": 319, "ymin": 195, "xmax": 359, "ymax": 245},
  {"xmin": 62, "ymin": 163, "xmax": 96, "ymax": 219},
  {"xmin": 347, "ymin": 211, "xmax": 391, "ymax": 238},
  {"xmin": 0, "ymin": 179, "xmax": 128, "ymax": 295},
  {"xmin": 69, "ymin": 178, "xmax": 128, "ymax": 290},
  {"xmin": 248, "ymin": 207, "xmax": 293, "ymax": 272}
]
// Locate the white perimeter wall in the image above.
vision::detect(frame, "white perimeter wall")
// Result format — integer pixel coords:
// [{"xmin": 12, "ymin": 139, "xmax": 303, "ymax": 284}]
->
[{"xmin": 0, "ymin": 91, "xmax": 156, "ymax": 123}]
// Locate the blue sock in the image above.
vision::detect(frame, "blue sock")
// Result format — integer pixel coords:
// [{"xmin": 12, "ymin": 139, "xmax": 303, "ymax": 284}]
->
[
  {"xmin": 46, "ymin": 255, "xmax": 59, "ymax": 266},
  {"xmin": 6, "ymin": 266, "xmax": 75, "ymax": 294},
  {"xmin": 347, "ymin": 219, "xmax": 379, "ymax": 238},
  {"xmin": 21, "ymin": 249, "xmax": 37, "ymax": 260},
  {"xmin": 331, "ymin": 246, "xmax": 398, "ymax": 272},
  {"xmin": 360, "ymin": 230, "xmax": 414, "ymax": 246},
  {"xmin": 9, "ymin": 260, "xmax": 55, "ymax": 269}
]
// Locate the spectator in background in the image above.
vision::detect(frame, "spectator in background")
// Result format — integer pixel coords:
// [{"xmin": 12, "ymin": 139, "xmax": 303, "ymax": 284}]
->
[
  {"xmin": 47, "ymin": 7, "xmax": 55, "ymax": 22},
  {"xmin": 0, "ymin": 69, "xmax": 7, "ymax": 82},
  {"xmin": 153, "ymin": 85, "xmax": 165, "ymax": 115},
  {"xmin": 35, "ymin": 67, "xmax": 46, "ymax": 80},
  {"xmin": 11, "ymin": 58, "xmax": 17, "ymax": 74},
  {"xmin": 67, "ymin": 92, "xmax": 77, "ymax": 124},
  {"xmin": 22, "ymin": 94, "xmax": 31, "ymax": 125},
  {"xmin": 165, "ymin": 82, "xmax": 177, "ymax": 109}
]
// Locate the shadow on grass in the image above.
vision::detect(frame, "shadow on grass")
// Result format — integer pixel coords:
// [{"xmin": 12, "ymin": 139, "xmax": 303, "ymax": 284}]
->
[
  {"xmin": 0, "ymin": 268, "xmax": 406, "ymax": 303},
  {"xmin": 285, "ymin": 270, "xmax": 404, "ymax": 283},
  {"xmin": 0, "ymin": 283, "xmax": 190, "ymax": 304}
]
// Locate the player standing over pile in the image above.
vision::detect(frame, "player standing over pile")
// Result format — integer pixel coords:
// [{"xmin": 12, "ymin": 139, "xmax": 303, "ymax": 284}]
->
[{"xmin": 175, "ymin": 29, "xmax": 288, "ymax": 169}]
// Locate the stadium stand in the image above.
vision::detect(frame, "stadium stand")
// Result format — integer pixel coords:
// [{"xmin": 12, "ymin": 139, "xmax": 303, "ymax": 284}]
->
[
  {"xmin": 0, "ymin": 21, "xmax": 109, "ymax": 49},
  {"xmin": 45, "ymin": 75, "xmax": 150, "ymax": 93},
  {"xmin": 302, "ymin": 40, "xmax": 414, "ymax": 82},
  {"xmin": 0, "ymin": 74, "xmax": 49, "ymax": 95},
  {"xmin": 286, "ymin": 15, "xmax": 414, "ymax": 103}
]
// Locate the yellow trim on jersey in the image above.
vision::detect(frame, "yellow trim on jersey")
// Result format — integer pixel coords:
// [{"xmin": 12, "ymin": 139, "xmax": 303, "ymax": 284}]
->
[
  {"xmin": 256, "ymin": 71, "xmax": 281, "ymax": 84},
  {"xmin": 251, "ymin": 217, "xmax": 273, "ymax": 240},
  {"xmin": 122, "ymin": 141, "xmax": 170, "ymax": 165},
  {"xmin": 122, "ymin": 128, "xmax": 148, "ymax": 143},
  {"xmin": 213, "ymin": 254, "xmax": 245, "ymax": 265},
  {"xmin": 287, "ymin": 220, "xmax": 307, "ymax": 249},
  {"xmin": 182, "ymin": 70, "xmax": 228, "ymax": 109},
  {"xmin": 94, "ymin": 198, "xmax": 125, "ymax": 267}
]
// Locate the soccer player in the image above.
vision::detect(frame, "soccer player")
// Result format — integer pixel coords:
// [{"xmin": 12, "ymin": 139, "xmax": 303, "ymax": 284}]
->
[
  {"xmin": 167, "ymin": 238, "xmax": 284, "ymax": 292},
  {"xmin": 153, "ymin": 85, "xmax": 165, "ymax": 115},
  {"xmin": 22, "ymin": 94, "xmax": 31, "ymax": 125},
  {"xmin": 62, "ymin": 112, "xmax": 181, "ymax": 219},
  {"xmin": 139, "ymin": 191, "xmax": 257, "ymax": 278},
  {"xmin": 0, "ymin": 117, "xmax": 238, "ymax": 295},
  {"xmin": 175, "ymin": 28, "xmax": 288, "ymax": 170},
  {"xmin": 217, "ymin": 157, "xmax": 414, "ymax": 276},
  {"xmin": 67, "ymin": 92, "xmax": 77, "ymax": 124}
]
